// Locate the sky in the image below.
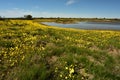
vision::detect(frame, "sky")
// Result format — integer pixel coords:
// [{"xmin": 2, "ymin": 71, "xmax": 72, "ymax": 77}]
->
[{"xmin": 0, "ymin": 0, "xmax": 120, "ymax": 18}]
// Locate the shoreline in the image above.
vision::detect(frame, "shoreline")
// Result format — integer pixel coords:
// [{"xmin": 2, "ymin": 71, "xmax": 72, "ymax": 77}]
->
[{"xmin": 40, "ymin": 21, "xmax": 120, "ymax": 31}]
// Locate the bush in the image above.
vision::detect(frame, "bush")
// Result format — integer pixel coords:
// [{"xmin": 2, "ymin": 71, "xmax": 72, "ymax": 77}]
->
[{"xmin": 24, "ymin": 15, "xmax": 32, "ymax": 20}]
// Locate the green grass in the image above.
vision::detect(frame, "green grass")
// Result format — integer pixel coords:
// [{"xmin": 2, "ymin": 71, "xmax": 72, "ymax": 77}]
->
[{"xmin": 0, "ymin": 20, "xmax": 120, "ymax": 80}]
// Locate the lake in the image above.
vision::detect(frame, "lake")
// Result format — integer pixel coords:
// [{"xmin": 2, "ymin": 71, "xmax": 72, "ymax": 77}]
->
[{"xmin": 42, "ymin": 22, "xmax": 120, "ymax": 30}]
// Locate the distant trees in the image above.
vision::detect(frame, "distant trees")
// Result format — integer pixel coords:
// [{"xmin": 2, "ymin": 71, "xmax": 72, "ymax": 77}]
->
[
  {"xmin": 0, "ymin": 16, "xmax": 4, "ymax": 20},
  {"xmin": 24, "ymin": 15, "xmax": 32, "ymax": 20},
  {"xmin": 0, "ymin": 16, "xmax": 1, "ymax": 18}
]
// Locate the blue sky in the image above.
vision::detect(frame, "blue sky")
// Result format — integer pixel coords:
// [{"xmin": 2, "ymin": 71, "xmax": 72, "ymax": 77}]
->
[{"xmin": 0, "ymin": 0, "xmax": 120, "ymax": 18}]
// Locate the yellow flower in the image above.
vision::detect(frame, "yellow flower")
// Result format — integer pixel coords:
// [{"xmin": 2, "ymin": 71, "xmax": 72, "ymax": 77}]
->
[
  {"xmin": 65, "ymin": 76, "xmax": 68, "ymax": 79},
  {"xmin": 41, "ymin": 47, "xmax": 45, "ymax": 50},
  {"xmin": 22, "ymin": 56, "xmax": 25, "ymax": 61},
  {"xmin": 60, "ymin": 74, "xmax": 63, "ymax": 77},
  {"xmin": 69, "ymin": 74, "xmax": 71, "ymax": 77},
  {"xmin": 65, "ymin": 67, "xmax": 68, "ymax": 70},
  {"xmin": 69, "ymin": 68, "xmax": 74, "ymax": 74},
  {"xmin": 55, "ymin": 67, "xmax": 58, "ymax": 72}
]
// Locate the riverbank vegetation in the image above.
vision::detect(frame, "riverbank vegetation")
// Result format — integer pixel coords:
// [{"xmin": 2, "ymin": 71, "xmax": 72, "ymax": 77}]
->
[
  {"xmin": 0, "ymin": 20, "xmax": 120, "ymax": 80},
  {"xmin": 1, "ymin": 16, "xmax": 120, "ymax": 24},
  {"xmin": 34, "ymin": 18, "xmax": 120, "ymax": 24}
]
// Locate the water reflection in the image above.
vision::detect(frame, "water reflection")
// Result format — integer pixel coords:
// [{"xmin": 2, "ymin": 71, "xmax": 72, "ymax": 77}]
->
[{"xmin": 42, "ymin": 22, "xmax": 120, "ymax": 30}]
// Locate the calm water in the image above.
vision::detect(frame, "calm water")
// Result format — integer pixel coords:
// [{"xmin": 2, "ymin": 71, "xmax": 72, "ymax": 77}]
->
[{"xmin": 42, "ymin": 22, "xmax": 120, "ymax": 30}]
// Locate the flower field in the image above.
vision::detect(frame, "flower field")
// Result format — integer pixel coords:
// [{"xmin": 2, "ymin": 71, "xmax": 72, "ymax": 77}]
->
[{"xmin": 0, "ymin": 20, "xmax": 120, "ymax": 80}]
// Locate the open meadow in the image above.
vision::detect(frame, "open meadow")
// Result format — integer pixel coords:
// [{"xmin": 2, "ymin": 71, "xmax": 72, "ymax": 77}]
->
[{"xmin": 0, "ymin": 20, "xmax": 120, "ymax": 80}]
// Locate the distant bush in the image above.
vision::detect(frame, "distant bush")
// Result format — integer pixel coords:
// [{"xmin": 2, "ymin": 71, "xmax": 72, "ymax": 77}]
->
[
  {"xmin": 24, "ymin": 15, "xmax": 33, "ymax": 20},
  {"xmin": 0, "ymin": 16, "xmax": 4, "ymax": 20}
]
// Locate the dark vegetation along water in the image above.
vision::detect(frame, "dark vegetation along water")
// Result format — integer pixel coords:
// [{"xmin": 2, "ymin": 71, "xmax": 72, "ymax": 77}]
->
[{"xmin": 42, "ymin": 22, "xmax": 120, "ymax": 30}]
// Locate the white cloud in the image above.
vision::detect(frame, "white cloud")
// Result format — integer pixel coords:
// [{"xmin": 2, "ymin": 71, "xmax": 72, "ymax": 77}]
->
[
  {"xmin": 66, "ymin": 0, "xmax": 76, "ymax": 6},
  {"xmin": 0, "ymin": 8, "xmax": 80, "ymax": 18},
  {"xmin": 0, "ymin": 8, "xmax": 33, "ymax": 17},
  {"xmin": 33, "ymin": 6, "xmax": 39, "ymax": 9}
]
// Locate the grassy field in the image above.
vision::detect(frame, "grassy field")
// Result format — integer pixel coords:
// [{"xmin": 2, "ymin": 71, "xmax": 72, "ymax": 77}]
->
[{"xmin": 0, "ymin": 20, "xmax": 120, "ymax": 80}]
